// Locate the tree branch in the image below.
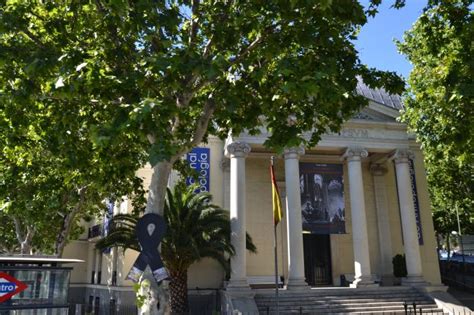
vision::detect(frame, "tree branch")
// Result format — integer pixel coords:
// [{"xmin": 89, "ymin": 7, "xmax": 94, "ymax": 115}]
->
[
  {"xmin": 232, "ymin": 24, "xmax": 278, "ymax": 64},
  {"xmin": 175, "ymin": 94, "xmax": 216, "ymax": 159},
  {"xmin": 55, "ymin": 186, "xmax": 88, "ymax": 256},
  {"xmin": 202, "ymin": 35, "xmax": 213, "ymax": 58},
  {"xmin": 13, "ymin": 216, "xmax": 25, "ymax": 245},
  {"xmin": 21, "ymin": 29, "xmax": 46, "ymax": 49},
  {"xmin": 189, "ymin": 0, "xmax": 200, "ymax": 47}
]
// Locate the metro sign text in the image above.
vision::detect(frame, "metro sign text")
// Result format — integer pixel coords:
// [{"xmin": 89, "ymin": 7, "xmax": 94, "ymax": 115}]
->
[{"xmin": 0, "ymin": 272, "xmax": 27, "ymax": 303}]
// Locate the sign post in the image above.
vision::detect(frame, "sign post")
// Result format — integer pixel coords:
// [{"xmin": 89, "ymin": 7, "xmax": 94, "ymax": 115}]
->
[{"xmin": 0, "ymin": 272, "xmax": 27, "ymax": 304}]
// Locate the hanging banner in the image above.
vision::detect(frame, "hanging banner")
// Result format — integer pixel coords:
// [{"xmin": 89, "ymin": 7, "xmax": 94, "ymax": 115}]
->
[
  {"xmin": 186, "ymin": 147, "xmax": 210, "ymax": 192},
  {"xmin": 299, "ymin": 163, "xmax": 345, "ymax": 234},
  {"xmin": 409, "ymin": 159, "xmax": 423, "ymax": 245}
]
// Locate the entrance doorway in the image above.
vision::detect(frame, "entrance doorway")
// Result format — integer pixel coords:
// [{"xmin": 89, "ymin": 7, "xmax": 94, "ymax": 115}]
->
[{"xmin": 303, "ymin": 234, "xmax": 332, "ymax": 286}]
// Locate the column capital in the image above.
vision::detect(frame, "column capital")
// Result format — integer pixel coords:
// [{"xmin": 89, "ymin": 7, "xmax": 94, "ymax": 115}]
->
[
  {"xmin": 220, "ymin": 158, "xmax": 230, "ymax": 171},
  {"xmin": 283, "ymin": 146, "xmax": 305, "ymax": 160},
  {"xmin": 370, "ymin": 163, "xmax": 388, "ymax": 176},
  {"xmin": 390, "ymin": 149, "xmax": 414, "ymax": 165},
  {"xmin": 225, "ymin": 141, "xmax": 251, "ymax": 158},
  {"xmin": 342, "ymin": 147, "xmax": 368, "ymax": 161}
]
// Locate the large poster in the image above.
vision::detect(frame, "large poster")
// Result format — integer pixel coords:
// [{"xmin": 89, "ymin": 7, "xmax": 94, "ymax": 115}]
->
[{"xmin": 300, "ymin": 163, "xmax": 345, "ymax": 234}]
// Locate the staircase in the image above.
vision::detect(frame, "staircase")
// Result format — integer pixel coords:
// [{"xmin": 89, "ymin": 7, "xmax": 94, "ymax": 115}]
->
[{"xmin": 255, "ymin": 286, "xmax": 446, "ymax": 314}]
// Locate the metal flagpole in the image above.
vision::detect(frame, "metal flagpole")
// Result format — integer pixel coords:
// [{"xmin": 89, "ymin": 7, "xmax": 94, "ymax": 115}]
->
[
  {"xmin": 274, "ymin": 223, "xmax": 279, "ymax": 315},
  {"xmin": 271, "ymin": 156, "xmax": 279, "ymax": 315}
]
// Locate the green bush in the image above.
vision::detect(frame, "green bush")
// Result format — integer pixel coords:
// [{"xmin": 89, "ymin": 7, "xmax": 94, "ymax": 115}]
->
[{"xmin": 392, "ymin": 254, "xmax": 407, "ymax": 278}]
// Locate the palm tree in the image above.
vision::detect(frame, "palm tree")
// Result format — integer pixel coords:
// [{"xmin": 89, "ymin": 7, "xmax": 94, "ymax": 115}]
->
[{"xmin": 96, "ymin": 183, "xmax": 256, "ymax": 314}]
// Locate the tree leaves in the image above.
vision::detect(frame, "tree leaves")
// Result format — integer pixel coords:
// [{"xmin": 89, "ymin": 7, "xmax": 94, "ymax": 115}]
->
[
  {"xmin": 398, "ymin": 0, "xmax": 473, "ymax": 234},
  {"xmin": 0, "ymin": 0, "xmax": 407, "ymax": 250}
]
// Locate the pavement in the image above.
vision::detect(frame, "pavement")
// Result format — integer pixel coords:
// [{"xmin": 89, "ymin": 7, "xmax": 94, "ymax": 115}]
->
[{"xmin": 447, "ymin": 287, "xmax": 474, "ymax": 311}]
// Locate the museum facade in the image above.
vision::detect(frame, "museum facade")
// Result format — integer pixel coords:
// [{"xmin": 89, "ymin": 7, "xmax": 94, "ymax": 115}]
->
[{"xmin": 63, "ymin": 83, "xmax": 442, "ymax": 307}]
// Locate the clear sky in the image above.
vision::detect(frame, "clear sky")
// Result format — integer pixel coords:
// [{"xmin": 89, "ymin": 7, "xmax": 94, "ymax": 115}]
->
[{"xmin": 354, "ymin": 1, "xmax": 427, "ymax": 79}]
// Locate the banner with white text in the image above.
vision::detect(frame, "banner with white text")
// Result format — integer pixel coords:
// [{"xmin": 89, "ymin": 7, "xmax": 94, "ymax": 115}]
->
[{"xmin": 186, "ymin": 147, "xmax": 210, "ymax": 192}]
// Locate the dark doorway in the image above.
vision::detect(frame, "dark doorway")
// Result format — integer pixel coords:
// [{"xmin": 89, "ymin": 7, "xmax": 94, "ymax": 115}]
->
[{"xmin": 303, "ymin": 234, "xmax": 332, "ymax": 286}]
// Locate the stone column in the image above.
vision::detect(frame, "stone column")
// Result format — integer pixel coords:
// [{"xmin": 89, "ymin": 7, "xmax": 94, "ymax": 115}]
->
[
  {"xmin": 342, "ymin": 147, "xmax": 377, "ymax": 287},
  {"xmin": 370, "ymin": 163, "xmax": 394, "ymax": 285},
  {"xmin": 391, "ymin": 149, "xmax": 425, "ymax": 286},
  {"xmin": 284, "ymin": 147, "xmax": 308, "ymax": 289},
  {"xmin": 225, "ymin": 141, "xmax": 251, "ymax": 289}
]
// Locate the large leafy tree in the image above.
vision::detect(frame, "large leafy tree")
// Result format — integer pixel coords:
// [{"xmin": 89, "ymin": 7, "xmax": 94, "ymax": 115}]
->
[
  {"xmin": 398, "ymin": 0, "xmax": 473, "ymax": 236},
  {"xmin": 0, "ymin": 0, "xmax": 403, "ymax": 218},
  {"xmin": 0, "ymin": 0, "xmax": 404, "ymax": 312},
  {"xmin": 97, "ymin": 184, "xmax": 257, "ymax": 314},
  {"xmin": 0, "ymin": 88, "xmax": 147, "ymax": 255}
]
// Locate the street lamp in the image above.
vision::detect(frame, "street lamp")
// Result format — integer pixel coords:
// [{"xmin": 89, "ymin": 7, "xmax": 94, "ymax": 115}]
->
[{"xmin": 451, "ymin": 230, "xmax": 466, "ymax": 288}]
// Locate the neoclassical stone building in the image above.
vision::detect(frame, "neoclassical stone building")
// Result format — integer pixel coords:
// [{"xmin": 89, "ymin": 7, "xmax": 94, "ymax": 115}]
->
[{"xmin": 64, "ymin": 83, "xmax": 442, "ymax": 309}]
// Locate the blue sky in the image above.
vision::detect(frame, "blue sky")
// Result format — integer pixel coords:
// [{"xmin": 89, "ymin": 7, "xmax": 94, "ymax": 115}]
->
[{"xmin": 355, "ymin": 1, "xmax": 427, "ymax": 79}]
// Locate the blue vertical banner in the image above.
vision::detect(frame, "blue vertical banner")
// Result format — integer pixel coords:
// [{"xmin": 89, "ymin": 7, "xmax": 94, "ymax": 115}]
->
[
  {"xmin": 186, "ymin": 147, "xmax": 210, "ymax": 192},
  {"xmin": 409, "ymin": 159, "xmax": 424, "ymax": 245}
]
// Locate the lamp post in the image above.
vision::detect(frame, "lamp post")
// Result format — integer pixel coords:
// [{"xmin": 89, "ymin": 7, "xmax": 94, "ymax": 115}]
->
[{"xmin": 451, "ymin": 230, "xmax": 466, "ymax": 288}]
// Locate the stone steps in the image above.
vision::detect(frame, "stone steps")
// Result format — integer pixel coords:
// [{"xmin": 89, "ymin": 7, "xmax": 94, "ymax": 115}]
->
[{"xmin": 255, "ymin": 287, "xmax": 446, "ymax": 314}]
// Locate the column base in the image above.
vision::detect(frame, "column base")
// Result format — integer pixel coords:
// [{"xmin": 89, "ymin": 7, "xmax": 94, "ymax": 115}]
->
[
  {"xmin": 286, "ymin": 277, "xmax": 310, "ymax": 290},
  {"xmin": 225, "ymin": 278, "xmax": 251, "ymax": 292},
  {"xmin": 350, "ymin": 275, "xmax": 379, "ymax": 288},
  {"xmin": 379, "ymin": 274, "xmax": 396, "ymax": 286},
  {"xmin": 402, "ymin": 275, "xmax": 428, "ymax": 287}
]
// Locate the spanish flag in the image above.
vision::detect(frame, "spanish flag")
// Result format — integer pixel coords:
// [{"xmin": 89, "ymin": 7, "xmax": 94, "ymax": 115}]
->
[{"xmin": 270, "ymin": 160, "xmax": 283, "ymax": 225}]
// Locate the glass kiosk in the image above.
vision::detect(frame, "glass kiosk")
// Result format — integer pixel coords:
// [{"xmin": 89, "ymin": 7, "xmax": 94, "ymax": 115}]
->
[{"xmin": 0, "ymin": 256, "xmax": 83, "ymax": 315}]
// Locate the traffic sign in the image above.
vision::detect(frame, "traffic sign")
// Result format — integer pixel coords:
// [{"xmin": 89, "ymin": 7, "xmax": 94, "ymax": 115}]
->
[{"xmin": 0, "ymin": 272, "xmax": 27, "ymax": 303}]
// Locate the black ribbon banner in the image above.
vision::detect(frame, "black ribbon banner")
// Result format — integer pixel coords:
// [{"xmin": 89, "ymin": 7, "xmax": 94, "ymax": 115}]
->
[{"xmin": 127, "ymin": 213, "xmax": 169, "ymax": 284}]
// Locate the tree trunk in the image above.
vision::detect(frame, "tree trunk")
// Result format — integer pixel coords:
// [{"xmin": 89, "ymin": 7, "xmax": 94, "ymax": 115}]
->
[
  {"xmin": 54, "ymin": 208, "xmax": 79, "ymax": 257},
  {"xmin": 140, "ymin": 160, "xmax": 173, "ymax": 315},
  {"xmin": 13, "ymin": 217, "xmax": 34, "ymax": 255},
  {"xmin": 169, "ymin": 271, "xmax": 189, "ymax": 315},
  {"xmin": 55, "ymin": 188, "xmax": 87, "ymax": 257},
  {"xmin": 146, "ymin": 161, "xmax": 173, "ymax": 215}
]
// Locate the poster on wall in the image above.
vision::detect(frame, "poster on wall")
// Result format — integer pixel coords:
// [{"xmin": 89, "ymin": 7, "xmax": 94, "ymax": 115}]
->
[
  {"xmin": 186, "ymin": 147, "xmax": 210, "ymax": 192},
  {"xmin": 299, "ymin": 163, "xmax": 345, "ymax": 234}
]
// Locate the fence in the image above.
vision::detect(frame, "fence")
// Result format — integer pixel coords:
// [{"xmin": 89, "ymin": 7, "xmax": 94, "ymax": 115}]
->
[{"xmin": 68, "ymin": 288, "xmax": 219, "ymax": 315}]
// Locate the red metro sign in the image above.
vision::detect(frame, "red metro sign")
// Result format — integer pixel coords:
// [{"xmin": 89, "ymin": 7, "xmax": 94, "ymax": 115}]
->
[{"xmin": 0, "ymin": 272, "xmax": 27, "ymax": 303}]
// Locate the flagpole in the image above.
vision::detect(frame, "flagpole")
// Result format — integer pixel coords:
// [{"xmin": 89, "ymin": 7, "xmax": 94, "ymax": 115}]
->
[{"xmin": 271, "ymin": 156, "xmax": 280, "ymax": 315}]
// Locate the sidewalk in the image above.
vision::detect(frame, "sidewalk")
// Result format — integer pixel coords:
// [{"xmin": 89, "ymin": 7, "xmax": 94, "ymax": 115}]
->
[{"xmin": 448, "ymin": 287, "xmax": 474, "ymax": 311}]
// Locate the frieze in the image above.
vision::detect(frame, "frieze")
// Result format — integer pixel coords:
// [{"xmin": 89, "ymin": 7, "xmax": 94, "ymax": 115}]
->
[{"xmin": 328, "ymin": 128, "xmax": 369, "ymax": 138}]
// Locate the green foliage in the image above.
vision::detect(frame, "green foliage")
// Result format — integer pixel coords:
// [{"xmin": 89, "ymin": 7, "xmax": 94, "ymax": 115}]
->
[
  {"xmin": 392, "ymin": 254, "xmax": 407, "ymax": 278},
  {"xmin": 97, "ymin": 184, "xmax": 257, "ymax": 273},
  {"xmin": 0, "ymin": 0, "xmax": 404, "ymax": 164},
  {"xmin": 397, "ymin": 0, "xmax": 473, "ymax": 235},
  {"xmin": 132, "ymin": 282, "xmax": 148, "ymax": 309},
  {"xmin": 97, "ymin": 183, "xmax": 256, "ymax": 313},
  {"xmin": 0, "ymin": 0, "xmax": 405, "ymax": 255}
]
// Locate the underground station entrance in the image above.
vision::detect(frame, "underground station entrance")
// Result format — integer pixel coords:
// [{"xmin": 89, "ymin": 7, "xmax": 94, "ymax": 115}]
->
[{"xmin": 0, "ymin": 256, "xmax": 83, "ymax": 315}]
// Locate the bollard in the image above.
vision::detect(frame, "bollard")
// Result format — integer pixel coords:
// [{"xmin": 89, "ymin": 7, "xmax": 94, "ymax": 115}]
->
[
  {"xmin": 413, "ymin": 302, "xmax": 417, "ymax": 315},
  {"xmin": 404, "ymin": 302, "xmax": 408, "ymax": 315},
  {"xmin": 419, "ymin": 307, "xmax": 422, "ymax": 314}
]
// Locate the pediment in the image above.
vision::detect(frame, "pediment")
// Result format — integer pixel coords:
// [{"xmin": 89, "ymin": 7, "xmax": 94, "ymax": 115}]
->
[{"xmin": 350, "ymin": 102, "xmax": 401, "ymax": 123}]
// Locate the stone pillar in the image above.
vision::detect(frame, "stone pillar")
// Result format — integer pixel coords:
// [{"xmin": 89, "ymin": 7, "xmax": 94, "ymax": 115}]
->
[
  {"xmin": 225, "ymin": 141, "xmax": 251, "ymax": 289},
  {"xmin": 391, "ymin": 149, "xmax": 425, "ymax": 286},
  {"xmin": 283, "ymin": 147, "xmax": 308, "ymax": 289},
  {"xmin": 342, "ymin": 147, "xmax": 377, "ymax": 287},
  {"xmin": 370, "ymin": 163, "xmax": 394, "ymax": 285},
  {"xmin": 86, "ymin": 243, "xmax": 96, "ymax": 284}
]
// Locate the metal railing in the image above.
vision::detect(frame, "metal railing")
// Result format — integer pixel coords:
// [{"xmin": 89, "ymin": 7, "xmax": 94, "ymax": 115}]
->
[{"xmin": 68, "ymin": 303, "xmax": 138, "ymax": 315}]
